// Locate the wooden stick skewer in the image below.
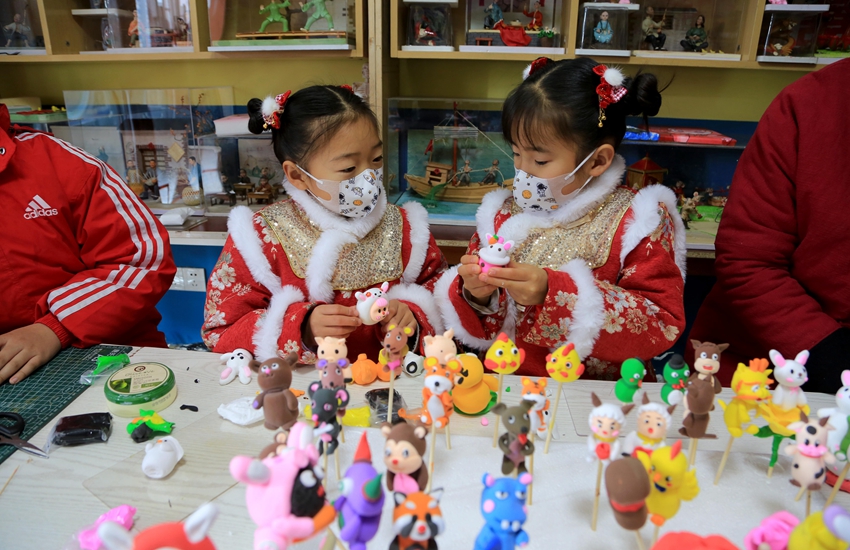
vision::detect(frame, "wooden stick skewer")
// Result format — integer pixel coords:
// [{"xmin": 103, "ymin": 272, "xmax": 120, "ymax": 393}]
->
[
  {"xmin": 635, "ymin": 531, "xmax": 646, "ymax": 550},
  {"xmin": 714, "ymin": 436, "xmax": 735, "ymax": 485},
  {"xmin": 528, "ymin": 452, "xmax": 534, "ymax": 505},
  {"xmin": 323, "ymin": 452, "xmax": 329, "ymax": 488},
  {"xmin": 689, "ymin": 438, "xmax": 699, "ymax": 466},
  {"xmin": 445, "ymin": 423, "xmax": 451, "ymax": 450},
  {"xmin": 387, "ymin": 371, "xmax": 396, "ymax": 424},
  {"xmin": 652, "ymin": 524, "xmax": 660, "ymax": 546},
  {"xmin": 544, "ymin": 381, "xmax": 564, "ymax": 454},
  {"xmin": 0, "ymin": 466, "xmax": 18, "ymax": 498},
  {"xmin": 806, "ymin": 489, "xmax": 812, "ymax": 517},
  {"xmin": 339, "ymin": 424, "xmax": 345, "ymax": 444},
  {"xmin": 826, "ymin": 462, "xmax": 850, "ymax": 508},
  {"xmin": 591, "ymin": 460, "xmax": 603, "ymax": 531},
  {"xmin": 426, "ymin": 424, "xmax": 437, "ymax": 493},
  {"xmin": 795, "ymin": 485, "xmax": 807, "ymax": 502},
  {"xmin": 492, "ymin": 373, "xmax": 504, "ymax": 448},
  {"xmin": 767, "ymin": 465, "xmax": 774, "ymax": 478},
  {"xmin": 334, "ymin": 449, "xmax": 341, "ymax": 481}
]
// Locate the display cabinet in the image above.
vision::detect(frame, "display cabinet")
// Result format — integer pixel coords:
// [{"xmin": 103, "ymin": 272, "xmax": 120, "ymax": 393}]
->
[
  {"xmin": 1, "ymin": 0, "xmax": 47, "ymax": 54},
  {"xmin": 817, "ymin": 2, "xmax": 850, "ymax": 62},
  {"xmin": 402, "ymin": 1, "xmax": 454, "ymax": 52},
  {"xmin": 576, "ymin": 2, "xmax": 638, "ymax": 58},
  {"xmin": 757, "ymin": 3, "xmax": 830, "ymax": 64},
  {"xmin": 57, "ymin": 87, "xmax": 234, "ymax": 211},
  {"xmin": 206, "ymin": 0, "xmax": 357, "ymax": 51},
  {"xmin": 461, "ymin": 0, "xmax": 564, "ymax": 53}
]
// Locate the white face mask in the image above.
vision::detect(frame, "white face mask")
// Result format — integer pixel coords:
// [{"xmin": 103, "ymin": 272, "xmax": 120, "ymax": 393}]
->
[
  {"xmin": 298, "ymin": 166, "xmax": 383, "ymax": 218},
  {"xmin": 512, "ymin": 149, "xmax": 597, "ymax": 212}
]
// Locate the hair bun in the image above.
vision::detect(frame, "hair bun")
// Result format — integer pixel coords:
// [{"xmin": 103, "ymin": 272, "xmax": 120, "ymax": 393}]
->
[
  {"xmin": 624, "ymin": 73, "xmax": 662, "ymax": 118},
  {"xmin": 246, "ymin": 97, "xmax": 267, "ymax": 135}
]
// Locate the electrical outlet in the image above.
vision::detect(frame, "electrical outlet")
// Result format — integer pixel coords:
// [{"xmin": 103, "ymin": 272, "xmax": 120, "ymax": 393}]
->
[
  {"xmin": 183, "ymin": 267, "xmax": 206, "ymax": 292},
  {"xmin": 170, "ymin": 267, "xmax": 185, "ymax": 291}
]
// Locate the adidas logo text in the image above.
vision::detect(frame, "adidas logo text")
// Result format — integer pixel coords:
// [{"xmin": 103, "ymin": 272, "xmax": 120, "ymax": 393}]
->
[{"xmin": 24, "ymin": 195, "xmax": 59, "ymax": 219}]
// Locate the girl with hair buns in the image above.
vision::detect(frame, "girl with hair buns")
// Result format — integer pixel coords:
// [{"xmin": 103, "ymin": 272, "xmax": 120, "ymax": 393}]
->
[
  {"xmin": 436, "ymin": 57, "xmax": 686, "ymax": 379},
  {"xmin": 202, "ymin": 85, "xmax": 446, "ymax": 363}
]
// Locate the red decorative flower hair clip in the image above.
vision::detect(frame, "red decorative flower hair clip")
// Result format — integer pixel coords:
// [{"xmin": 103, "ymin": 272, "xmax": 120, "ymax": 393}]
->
[
  {"xmin": 522, "ymin": 57, "xmax": 552, "ymax": 80},
  {"xmin": 592, "ymin": 64, "xmax": 627, "ymax": 127},
  {"xmin": 339, "ymin": 84, "xmax": 353, "ymax": 92},
  {"xmin": 261, "ymin": 90, "xmax": 292, "ymax": 130}
]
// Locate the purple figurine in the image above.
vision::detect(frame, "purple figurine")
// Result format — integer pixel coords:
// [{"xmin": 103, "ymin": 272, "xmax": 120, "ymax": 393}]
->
[{"xmin": 334, "ymin": 432, "xmax": 384, "ymax": 550}]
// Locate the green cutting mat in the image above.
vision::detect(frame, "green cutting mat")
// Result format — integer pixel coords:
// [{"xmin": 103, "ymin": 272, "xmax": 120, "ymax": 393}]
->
[{"xmin": 0, "ymin": 344, "xmax": 132, "ymax": 465}]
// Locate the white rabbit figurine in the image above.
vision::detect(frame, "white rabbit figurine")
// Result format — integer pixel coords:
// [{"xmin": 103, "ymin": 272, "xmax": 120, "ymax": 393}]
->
[
  {"xmin": 768, "ymin": 349, "xmax": 809, "ymax": 410},
  {"xmin": 819, "ymin": 370, "xmax": 850, "ymax": 463},
  {"xmin": 220, "ymin": 348, "xmax": 254, "ymax": 386}
]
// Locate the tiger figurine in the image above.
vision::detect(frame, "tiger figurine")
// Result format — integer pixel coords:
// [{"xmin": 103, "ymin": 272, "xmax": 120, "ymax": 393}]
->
[
  {"xmin": 521, "ymin": 377, "xmax": 550, "ymax": 440},
  {"xmin": 420, "ymin": 357, "xmax": 462, "ymax": 429},
  {"xmin": 389, "ymin": 490, "xmax": 445, "ymax": 550}
]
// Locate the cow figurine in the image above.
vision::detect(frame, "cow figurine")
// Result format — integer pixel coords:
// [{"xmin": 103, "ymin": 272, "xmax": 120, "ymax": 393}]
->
[
  {"xmin": 478, "ymin": 233, "xmax": 514, "ymax": 274},
  {"xmin": 355, "ymin": 281, "xmax": 390, "ymax": 325},
  {"xmin": 786, "ymin": 411, "xmax": 836, "ymax": 491},
  {"xmin": 769, "ymin": 349, "xmax": 809, "ymax": 411}
]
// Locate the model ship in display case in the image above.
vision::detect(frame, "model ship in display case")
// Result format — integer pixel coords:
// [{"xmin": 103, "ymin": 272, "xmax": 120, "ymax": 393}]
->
[{"xmin": 403, "ymin": 102, "xmax": 513, "ymax": 204}]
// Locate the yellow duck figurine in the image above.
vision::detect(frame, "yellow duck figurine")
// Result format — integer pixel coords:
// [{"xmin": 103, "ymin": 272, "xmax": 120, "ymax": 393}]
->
[
  {"xmin": 718, "ymin": 358, "xmax": 773, "ymax": 438},
  {"xmin": 636, "ymin": 440, "xmax": 700, "ymax": 526},
  {"xmin": 789, "ymin": 506, "xmax": 850, "ymax": 550},
  {"xmin": 452, "ymin": 353, "xmax": 499, "ymax": 415},
  {"xmin": 484, "ymin": 332, "xmax": 525, "ymax": 375}
]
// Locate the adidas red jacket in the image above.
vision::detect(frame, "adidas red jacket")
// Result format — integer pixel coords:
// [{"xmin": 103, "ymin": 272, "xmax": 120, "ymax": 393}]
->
[{"xmin": 0, "ymin": 104, "xmax": 176, "ymax": 349}]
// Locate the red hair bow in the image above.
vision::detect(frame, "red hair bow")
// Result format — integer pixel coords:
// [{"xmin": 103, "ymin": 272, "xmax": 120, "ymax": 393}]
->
[
  {"xmin": 592, "ymin": 64, "xmax": 627, "ymax": 110},
  {"xmin": 262, "ymin": 90, "xmax": 292, "ymax": 130},
  {"xmin": 523, "ymin": 57, "xmax": 552, "ymax": 80},
  {"xmin": 339, "ymin": 84, "xmax": 353, "ymax": 92}
]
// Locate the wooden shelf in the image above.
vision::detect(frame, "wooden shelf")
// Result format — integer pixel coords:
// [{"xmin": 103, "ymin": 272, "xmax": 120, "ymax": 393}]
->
[
  {"xmin": 70, "ymin": 8, "xmax": 133, "ymax": 17},
  {"xmin": 0, "ymin": 48, "xmax": 364, "ymax": 62}
]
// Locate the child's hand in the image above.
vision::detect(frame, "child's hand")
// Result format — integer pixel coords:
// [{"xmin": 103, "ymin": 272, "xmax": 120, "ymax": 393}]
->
[
  {"xmin": 458, "ymin": 254, "xmax": 498, "ymax": 304},
  {"xmin": 381, "ymin": 300, "xmax": 417, "ymax": 332},
  {"xmin": 306, "ymin": 305, "xmax": 362, "ymax": 341},
  {"xmin": 0, "ymin": 323, "xmax": 62, "ymax": 385},
  {"xmin": 480, "ymin": 262, "xmax": 549, "ymax": 307}
]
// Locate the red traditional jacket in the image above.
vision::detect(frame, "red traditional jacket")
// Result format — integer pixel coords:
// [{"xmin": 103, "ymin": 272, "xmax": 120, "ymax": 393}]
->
[
  {"xmin": 201, "ymin": 184, "xmax": 447, "ymax": 363},
  {"xmin": 435, "ymin": 156, "xmax": 687, "ymax": 379}
]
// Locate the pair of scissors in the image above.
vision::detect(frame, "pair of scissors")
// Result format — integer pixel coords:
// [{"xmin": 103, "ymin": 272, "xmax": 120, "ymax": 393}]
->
[{"xmin": 0, "ymin": 412, "xmax": 48, "ymax": 458}]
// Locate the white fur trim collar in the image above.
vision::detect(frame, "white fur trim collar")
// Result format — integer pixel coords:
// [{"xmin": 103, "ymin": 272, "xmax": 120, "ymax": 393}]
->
[
  {"xmin": 434, "ymin": 266, "xmax": 517, "ymax": 351},
  {"xmin": 228, "ymin": 206, "xmax": 282, "ymax": 292},
  {"xmin": 619, "ymin": 184, "xmax": 687, "ymax": 280},
  {"xmin": 283, "ymin": 179, "xmax": 387, "ymax": 240},
  {"xmin": 253, "ymin": 285, "xmax": 306, "ymax": 361},
  {"xmin": 556, "ymin": 259, "xmax": 605, "ymax": 359},
  {"xmin": 400, "ymin": 201, "xmax": 430, "ymax": 284},
  {"xmin": 477, "ymin": 155, "xmax": 627, "ymax": 248},
  {"xmin": 386, "ymin": 283, "xmax": 445, "ymax": 334}
]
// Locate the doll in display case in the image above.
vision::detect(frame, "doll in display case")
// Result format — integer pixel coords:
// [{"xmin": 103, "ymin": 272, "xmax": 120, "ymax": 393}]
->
[
  {"xmin": 593, "ymin": 10, "xmax": 612, "ymax": 45},
  {"xmin": 3, "ymin": 13, "xmax": 31, "ymax": 47},
  {"xmin": 523, "ymin": 1, "xmax": 543, "ymax": 31},
  {"xmin": 577, "ymin": 3, "xmax": 635, "ymax": 55},
  {"xmin": 464, "ymin": 0, "xmax": 562, "ymax": 51},
  {"xmin": 642, "ymin": 5, "xmax": 667, "ymax": 50},
  {"xmin": 405, "ymin": 5, "xmax": 452, "ymax": 51},
  {"xmin": 681, "ymin": 14, "xmax": 708, "ymax": 52},
  {"xmin": 484, "ymin": 2, "xmax": 503, "ymax": 29}
]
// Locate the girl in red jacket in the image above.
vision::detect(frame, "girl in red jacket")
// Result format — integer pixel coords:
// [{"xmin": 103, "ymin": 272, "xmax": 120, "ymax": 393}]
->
[
  {"xmin": 435, "ymin": 58, "xmax": 686, "ymax": 379},
  {"xmin": 202, "ymin": 86, "xmax": 446, "ymax": 363}
]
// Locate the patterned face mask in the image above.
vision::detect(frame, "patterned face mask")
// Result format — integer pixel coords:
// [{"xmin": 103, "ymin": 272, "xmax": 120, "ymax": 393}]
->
[
  {"xmin": 512, "ymin": 149, "xmax": 597, "ymax": 213},
  {"xmin": 297, "ymin": 166, "xmax": 384, "ymax": 218}
]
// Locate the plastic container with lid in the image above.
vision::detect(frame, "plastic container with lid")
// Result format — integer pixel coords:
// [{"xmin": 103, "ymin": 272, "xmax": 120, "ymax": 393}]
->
[{"xmin": 104, "ymin": 362, "xmax": 178, "ymax": 418}]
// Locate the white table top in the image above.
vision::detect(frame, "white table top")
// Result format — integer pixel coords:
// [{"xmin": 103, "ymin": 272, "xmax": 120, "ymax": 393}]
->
[{"xmin": 0, "ymin": 347, "xmax": 847, "ymax": 549}]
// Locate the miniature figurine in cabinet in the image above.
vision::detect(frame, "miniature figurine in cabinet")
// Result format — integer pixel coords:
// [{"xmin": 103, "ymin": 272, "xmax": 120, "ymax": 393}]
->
[
  {"xmin": 523, "ymin": 1, "xmax": 543, "ymax": 31},
  {"xmin": 642, "ymin": 6, "xmax": 666, "ymax": 50},
  {"xmin": 300, "ymin": 0, "xmax": 334, "ymax": 31},
  {"xmin": 128, "ymin": 10, "xmax": 142, "ymax": 47},
  {"xmin": 480, "ymin": 159, "xmax": 500, "ymax": 185},
  {"xmin": 258, "ymin": 0, "xmax": 291, "ymax": 33},
  {"xmin": 768, "ymin": 19, "xmax": 797, "ymax": 56},
  {"xmin": 416, "ymin": 19, "xmax": 438, "ymax": 46},
  {"xmin": 484, "ymin": 2, "xmax": 504, "ymax": 29},
  {"xmin": 239, "ymin": 168, "xmax": 251, "ymax": 184},
  {"xmin": 593, "ymin": 11, "xmax": 613, "ymax": 45},
  {"xmin": 456, "ymin": 159, "xmax": 472, "ymax": 186},
  {"xmin": 188, "ymin": 156, "xmax": 201, "ymax": 191},
  {"xmin": 176, "ymin": 17, "xmax": 189, "ymax": 43},
  {"xmin": 4, "ymin": 14, "xmax": 31, "ymax": 48},
  {"xmin": 143, "ymin": 159, "xmax": 160, "ymax": 200},
  {"xmin": 681, "ymin": 15, "xmax": 708, "ymax": 52},
  {"xmin": 680, "ymin": 195, "xmax": 702, "ymax": 230},
  {"xmin": 220, "ymin": 173, "xmax": 235, "ymax": 194},
  {"xmin": 101, "ymin": 19, "xmax": 114, "ymax": 50}
]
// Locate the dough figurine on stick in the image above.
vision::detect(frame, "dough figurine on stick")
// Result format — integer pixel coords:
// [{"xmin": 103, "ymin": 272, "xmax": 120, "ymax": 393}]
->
[
  {"xmin": 315, "ymin": 336, "xmax": 350, "ymax": 379},
  {"xmin": 492, "ymin": 400, "xmax": 535, "ymax": 476},
  {"xmin": 635, "ymin": 440, "xmax": 700, "ymax": 545},
  {"xmin": 251, "ymin": 353, "xmax": 300, "ymax": 431},
  {"xmin": 660, "ymin": 354, "xmax": 689, "ymax": 406},
  {"xmin": 307, "ymin": 380, "xmax": 350, "ymax": 482},
  {"xmin": 681, "ymin": 340, "xmax": 727, "ymax": 422},
  {"xmin": 543, "ymin": 342, "xmax": 585, "ymax": 453},
  {"xmin": 588, "ymin": 392, "xmax": 635, "ymax": 531},
  {"xmin": 474, "ymin": 473, "xmax": 531, "ymax": 550},
  {"xmin": 485, "ymin": 333, "xmax": 526, "ymax": 448},
  {"xmin": 355, "ymin": 282, "xmax": 390, "ymax": 325},
  {"xmin": 420, "ymin": 356, "xmax": 462, "ymax": 491},
  {"xmin": 454, "ymin": 354, "xmax": 499, "ymax": 415},
  {"xmin": 715, "ymin": 358, "xmax": 773, "ymax": 485},
  {"xmin": 382, "ymin": 421, "xmax": 429, "ymax": 494},
  {"xmin": 98, "ymin": 503, "xmax": 218, "ymax": 550},
  {"xmin": 316, "ymin": 356, "xmax": 348, "ymax": 442},
  {"xmin": 422, "ymin": 328, "xmax": 459, "ymax": 450},
  {"xmin": 477, "ymin": 233, "xmax": 513, "ymax": 274},
  {"xmin": 819, "ymin": 370, "xmax": 850, "ymax": 507},
  {"xmin": 615, "ymin": 358, "xmax": 647, "ymax": 404},
  {"xmin": 389, "ymin": 490, "xmax": 445, "ymax": 550},
  {"xmin": 606, "ymin": 457, "xmax": 651, "ymax": 550},
  {"xmin": 521, "ymin": 377, "xmax": 550, "ymax": 441},
  {"xmin": 679, "ymin": 377, "xmax": 718, "ymax": 466},
  {"xmin": 622, "ymin": 393, "xmax": 675, "ymax": 457},
  {"xmin": 786, "ymin": 411, "xmax": 835, "ymax": 516},
  {"xmin": 381, "ymin": 324, "xmax": 413, "ymax": 423},
  {"xmin": 335, "ymin": 432, "xmax": 384, "ymax": 550}
]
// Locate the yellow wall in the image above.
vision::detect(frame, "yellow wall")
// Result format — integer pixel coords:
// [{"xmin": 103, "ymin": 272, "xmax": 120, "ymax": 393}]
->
[
  {"xmin": 398, "ymin": 61, "xmax": 809, "ymax": 122},
  {"xmin": 0, "ymin": 57, "xmax": 367, "ymax": 106}
]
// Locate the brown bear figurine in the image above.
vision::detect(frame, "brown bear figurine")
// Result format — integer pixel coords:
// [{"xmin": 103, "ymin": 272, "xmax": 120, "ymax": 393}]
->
[
  {"xmin": 679, "ymin": 377, "xmax": 717, "ymax": 439},
  {"xmin": 250, "ymin": 353, "xmax": 300, "ymax": 431},
  {"xmin": 605, "ymin": 457, "xmax": 650, "ymax": 531}
]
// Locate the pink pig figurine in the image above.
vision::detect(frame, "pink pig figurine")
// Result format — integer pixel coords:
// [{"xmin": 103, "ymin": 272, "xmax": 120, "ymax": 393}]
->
[
  {"xmin": 355, "ymin": 281, "xmax": 390, "ymax": 325},
  {"xmin": 478, "ymin": 234, "xmax": 514, "ymax": 274}
]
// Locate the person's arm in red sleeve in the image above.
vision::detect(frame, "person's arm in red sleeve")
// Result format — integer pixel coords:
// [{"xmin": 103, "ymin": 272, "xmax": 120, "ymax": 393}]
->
[
  {"xmin": 0, "ymin": 148, "xmax": 175, "ymax": 384},
  {"xmin": 712, "ymin": 89, "xmax": 843, "ymax": 382}
]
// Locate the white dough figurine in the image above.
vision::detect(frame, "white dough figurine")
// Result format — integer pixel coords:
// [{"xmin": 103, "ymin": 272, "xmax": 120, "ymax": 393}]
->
[
  {"xmin": 819, "ymin": 370, "xmax": 850, "ymax": 464},
  {"xmin": 355, "ymin": 281, "xmax": 390, "ymax": 325},
  {"xmin": 587, "ymin": 392, "xmax": 634, "ymax": 465},
  {"xmin": 142, "ymin": 436, "xmax": 184, "ymax": 479},
  {"xmin": 477, "ymin": 233, "xmax": 514, "ymax": 275},
  {"xmin": 769, "ymin": 349, "xmax": 809, "ymax": 410},
  {"xmin": 220, "ymin": 348, "xmax": 253, "ymax": 385}
]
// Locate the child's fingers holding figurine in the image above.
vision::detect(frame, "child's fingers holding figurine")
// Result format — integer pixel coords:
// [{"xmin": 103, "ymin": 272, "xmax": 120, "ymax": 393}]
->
[
  {"xmin": 382, "ymin": 300, "xmax": 417, "ymax": 332},
  {"xmin": 458, "ymin": 254, "xmax": 498, "ymax": 300},
  {"xmin": 481, "ymin": 262, "xmax": 549, "ymax": 307},
  {"xmin": 307, "ymin": 304, "xmax": 362, "ymax": 339}
]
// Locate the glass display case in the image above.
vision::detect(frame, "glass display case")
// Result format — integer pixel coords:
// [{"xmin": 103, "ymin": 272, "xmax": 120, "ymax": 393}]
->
[
  {"xmin": 402, "ymin": 3, "xmax": 454, "ymax": 52},
  {"xmin": 59, "ymin": 87, "xmax": 235, "ymax": 213},
  {"xmin": 630, "ymin": 0, "xmax": 745, "ymax": 60},
  {"xmin": 1, "ymin": 0, "xmax": 46, "ymax": 54},
  {"xmin": 461, "ymin": 0, "xmax": 564, "ymax": 53},
  {"xmin": 757, "ymin": 4, "xmax": 829, "ymax": 64},
  {"xmin": 817, "ymin": 2, "xmax": 850, "ymax": 62},
  {"xmin": 207, "ymin": 0, "xmax": 355, "ymax": 51},
  {"xmin": 576, "ymin": 2, "xmax": 639, "ymax": 57}
]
